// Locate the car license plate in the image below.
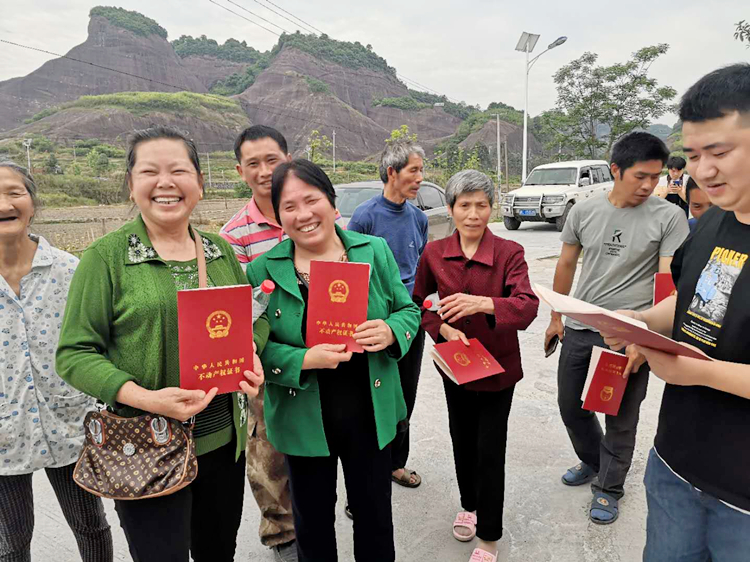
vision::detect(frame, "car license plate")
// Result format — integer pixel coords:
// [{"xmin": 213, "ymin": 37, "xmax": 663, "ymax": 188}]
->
[{"xmin": 519, "ymin": 210, "xmax": 536, "ymax": 216}]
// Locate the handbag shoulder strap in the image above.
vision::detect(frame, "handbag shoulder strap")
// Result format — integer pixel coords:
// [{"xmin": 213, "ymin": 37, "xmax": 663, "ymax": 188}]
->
[{"xmin": 193, "ymin": 227, "xmax": 208, "ymax": 289}]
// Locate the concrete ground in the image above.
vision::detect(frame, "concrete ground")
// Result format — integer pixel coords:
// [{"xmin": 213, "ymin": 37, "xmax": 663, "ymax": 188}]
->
[{"xmin": 30, "ymin": 221, "xmax": 660, "ymax": 561}]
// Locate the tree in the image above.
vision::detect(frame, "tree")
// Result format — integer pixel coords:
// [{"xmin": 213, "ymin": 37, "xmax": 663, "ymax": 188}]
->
[
  {"xmin": 44, "ymin": 153, "xmax": 60, "ymax": 174},
  {"xmin": 87, "ymin": 148, "xmax": 110, "ymax": 176},
  {"xmin": 544, "ymin": 45, "xmax": 677, "ymax": 159},
  {"xmin": 736, "ymin": 20, "xmax": 750, "ymax": 47},
  {"xmin": 306, "ymin": 130, "xmax": 332, "ymax": 163},
  {"xmin": 386, "ymin": 125, "xmax": 418, "ymax": 144}
]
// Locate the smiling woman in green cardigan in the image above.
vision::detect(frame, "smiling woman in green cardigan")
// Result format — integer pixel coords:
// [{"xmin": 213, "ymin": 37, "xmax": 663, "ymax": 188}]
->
[
  {"xmin": 56, "ymin": 127, "xmax": 266, "ymax": 562},
  {"xmin": 246, "ymin": 159, "xmax": 421, "ymax": 562}
]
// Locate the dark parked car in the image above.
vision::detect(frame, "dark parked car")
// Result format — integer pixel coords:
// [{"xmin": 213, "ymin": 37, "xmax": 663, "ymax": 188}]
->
[{"xmin": 334, "ymin": 180, "xmax": 455, "ymax": 241}]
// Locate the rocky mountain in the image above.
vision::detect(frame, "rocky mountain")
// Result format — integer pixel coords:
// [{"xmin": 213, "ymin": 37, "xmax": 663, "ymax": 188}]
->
[
  {"xmin": 179, "ymin": 56, "xmax": 252, "ymax": 91},
  {"xmin": 459, "ymin": 119, "xmax": 541, "ymax": 155},
  {"xmin": 0, "ymin": 6, "xmax": 539, "ymax": 163},
  {"xmin": 0, "ymin": 10, "xmax": 206, "ymax": 132}
]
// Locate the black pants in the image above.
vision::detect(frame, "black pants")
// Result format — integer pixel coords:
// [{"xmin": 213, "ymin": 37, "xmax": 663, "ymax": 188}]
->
[
  {"xmin": 443, "ymin": 379, "xmax": 515, "ymax": 542},
  {"xmin": 0, "ymin": 462, "xmax": 112, "ymax": 562},
  {"xmin": 391, "ymin": 327, "xmax": 425, "ymax": 471},
  {"xmin": 114, "ymin": 441, "xmax": 245, "ymax": 562},
  {"xmin": 286, "ymin": 382, "xmax": 394, "ymax": 562},
  {"xmin": 557, "ymin": 328, "xmax": 650, "ymax": 499}
]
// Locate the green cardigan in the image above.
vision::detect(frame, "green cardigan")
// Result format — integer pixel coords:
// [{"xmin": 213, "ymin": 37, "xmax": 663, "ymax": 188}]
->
[
  {"xmin": 246, "ymin": 226, "xmax": 421, "ymax": 457},
  {"xmin": 56, "ymin": 215, "xmax": 270, "ymax": 459}
]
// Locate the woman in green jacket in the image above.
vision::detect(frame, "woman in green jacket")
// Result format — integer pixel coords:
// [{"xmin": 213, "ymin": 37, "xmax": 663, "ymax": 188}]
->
[
  {"xmin": 246, "ymin": 159, "xmax": 420, "ymax": 562},
  {"xmin": 56, "ymin": 127, "xmax": 266, "ymax": 562}
]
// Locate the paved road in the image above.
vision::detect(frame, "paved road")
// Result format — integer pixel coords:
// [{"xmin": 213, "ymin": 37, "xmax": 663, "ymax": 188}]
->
[{"xmin": 31, "ymin": 221, "xmax": 660, "ymax": 561}]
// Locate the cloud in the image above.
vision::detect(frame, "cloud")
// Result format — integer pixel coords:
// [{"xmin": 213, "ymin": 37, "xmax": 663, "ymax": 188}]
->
[{"xmin": 1, "ymin": 0, "xmax": 747, "ymax": 124}]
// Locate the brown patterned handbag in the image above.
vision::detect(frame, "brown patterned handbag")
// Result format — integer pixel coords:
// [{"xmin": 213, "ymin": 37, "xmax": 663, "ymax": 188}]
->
[
  {"xmin": 72, "ymin": 230, "xmax": 208, "ymax": 500},
  {"xmin": 73, "ymin": 409, "xmax": 198, "ymax": 500}
]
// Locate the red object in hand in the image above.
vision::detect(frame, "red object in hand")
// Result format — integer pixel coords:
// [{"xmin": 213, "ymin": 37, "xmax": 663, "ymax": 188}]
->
[
  {"xmin": 430, "ymin": 338, "xmax": 505, "ymax": 385},
  {"xmin": 581, "ymin": 347, "xmax": 629, "ymax": 416},
  {"xmin": 653, "ymin": 273, "xmax": 676, "ymax": 306},
  {"xmin": 306, "ymin": 260, "xmax": 370, "ymax": 352},
  {"xmin": 177, "ymin": 285, "xmax": 254, "ymax": 395},
  {"xmin": 261, "ymin": 279, "xmax": 275, "ymax": 294}
]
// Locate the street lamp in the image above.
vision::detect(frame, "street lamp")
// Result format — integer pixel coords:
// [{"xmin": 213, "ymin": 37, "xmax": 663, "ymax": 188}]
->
[
  {"xmin": 22, "ymin": 139, "xmax": 32, "ymax": 171},
  {"xmin": 515, "ymin": 33, "xmax": 567, "ymax": 182}
]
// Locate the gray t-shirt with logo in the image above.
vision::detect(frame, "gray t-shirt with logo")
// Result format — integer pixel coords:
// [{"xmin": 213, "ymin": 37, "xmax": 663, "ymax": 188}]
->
[{"xmin": 560, "ymin": 193, "xmax": 689, "ymax": 331}]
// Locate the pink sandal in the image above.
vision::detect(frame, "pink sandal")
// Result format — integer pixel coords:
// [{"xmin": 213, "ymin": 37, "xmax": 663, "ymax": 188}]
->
[
  {"xmin": 469, "ymin": 548, "xmax": 498, "ymax": 562},
  {"xmin": 452, "ymin": 511, "xmax": 477, "ymax": 542}
]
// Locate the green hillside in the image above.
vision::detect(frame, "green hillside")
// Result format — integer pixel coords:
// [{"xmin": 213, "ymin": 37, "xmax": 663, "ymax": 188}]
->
[{"xmin": 26, "ymin": 92, "xmax": 245, "ymax": 123}]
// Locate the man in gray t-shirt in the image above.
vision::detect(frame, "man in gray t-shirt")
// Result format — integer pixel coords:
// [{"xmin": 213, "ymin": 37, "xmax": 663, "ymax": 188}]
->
[{"xmin": 543, "ymin": 132, "xmax": 689, "ymax": 526}]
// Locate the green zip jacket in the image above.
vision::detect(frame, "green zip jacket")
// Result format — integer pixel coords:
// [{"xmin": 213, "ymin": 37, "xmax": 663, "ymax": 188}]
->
[
  {"xmin": 56, "ymin": 215, "xmax": 270, "ymax": 459},
  {"xmin": 246, "ymin": 226, "xmax": 421, "ymax": 457}
]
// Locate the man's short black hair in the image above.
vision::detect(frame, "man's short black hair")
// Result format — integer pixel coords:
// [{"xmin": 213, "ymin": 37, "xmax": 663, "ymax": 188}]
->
[
  {"xmin": 271, "ymin": 159, "xmax": 336, "ymax": 224},
  {"xmin": 679, "ymin": 63, "xmax": 750, "ymax": 123},
  {"xmin": 233, "ymin": 125, "xmax": 289, "ymax": 163},
  {"xmin": 666, "ymin": 155, "xmax": 687, "ymax": 170},
  {"xmin": 611, "ymin": 131, "xmax": 670, "ymax": 177}
]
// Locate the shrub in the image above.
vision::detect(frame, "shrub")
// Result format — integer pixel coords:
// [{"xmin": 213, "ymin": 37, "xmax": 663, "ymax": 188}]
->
[
  {"xmin": 39, "ymin": 193, "xmax": 97, "ymax": 208},
  {"xmin": 89, "ymin": 6, "xmax": 168, "ymax": 39},
  {"xmin": 373, "ymin": 97, "xmax": 430, "ymax": 112},
  {"xmin": 234, "ymin": 183, "xmax": 252, "ymax": 199},
  {"xmin": 305, "ymin": 76, "xmax": 330, "ymax": 95}
]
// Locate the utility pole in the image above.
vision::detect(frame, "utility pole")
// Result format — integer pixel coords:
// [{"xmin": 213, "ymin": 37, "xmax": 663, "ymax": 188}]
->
[
  {"xmin": 504, "ymin": 140, "xmax": 510, "ymax": 192},
  {"xmin": 206, "ymin": 152, "xmax": 212, "ymax": 189},
  {"xmin": 491, "ymin": 114, "xmax": 502, "ymax": 186},
  {"xmin": 332, "ymin": 130, "xmax": 336, "ymax": 174},
  {"xmin": 22, "ymin": 139, "xmax": 32, "ymax": 171},
  {"xmin": 522, "ymin": 41, "xmax": 530, "ymax": 182}
]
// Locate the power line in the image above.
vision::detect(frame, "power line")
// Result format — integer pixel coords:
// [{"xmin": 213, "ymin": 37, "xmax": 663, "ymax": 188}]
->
[
  {"xmin": 0, "ymin": 39, "xmax": 186, "ymax": 91},
  {"xmin": 207, "ymin": 0, "xmax": 280, "ymax": 36},
  {"xmin": 223, "ymin": 0, "xmax": 289, "ymax": 34},
  {"xmin": 245, "ymin": 0, "xmax": 319, "ymax": 35},
  {"xmin": 258, "ymin": 0, "xmax": 325, "ymax": 35}
]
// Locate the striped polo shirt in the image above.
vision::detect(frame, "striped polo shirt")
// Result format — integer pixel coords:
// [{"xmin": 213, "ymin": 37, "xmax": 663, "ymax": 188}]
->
[{"xmin": 220, "ymin": 198, "xmax": 345, "ymax": 268}]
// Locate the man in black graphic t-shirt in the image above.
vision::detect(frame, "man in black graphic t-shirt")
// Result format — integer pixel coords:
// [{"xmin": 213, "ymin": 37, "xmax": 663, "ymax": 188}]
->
[{"xmin": 602, "ymin": 64, "xmax": 750, "ymax": 562}]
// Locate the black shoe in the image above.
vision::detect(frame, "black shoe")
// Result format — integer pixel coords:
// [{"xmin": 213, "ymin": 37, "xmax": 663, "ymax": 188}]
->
[{"xmin": 273, "ymin": 540, "xmax": 299, "ymax": 562}]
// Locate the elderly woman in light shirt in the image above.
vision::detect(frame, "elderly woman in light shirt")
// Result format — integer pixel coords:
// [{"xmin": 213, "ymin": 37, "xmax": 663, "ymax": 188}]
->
[{"xmin": 0, "ymin": 162, "xmax": 113, "ymax": 562}]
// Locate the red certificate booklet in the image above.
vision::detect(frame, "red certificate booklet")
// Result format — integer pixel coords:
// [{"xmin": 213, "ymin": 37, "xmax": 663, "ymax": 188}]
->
[
  {"xmin": 653, "ymin": 273, "xmax": 677, "ymax": 306},
  {"xmin": 533, "ymin": 284, "xmax": 712, "ymax": 361},
  {"xmin": 430, "ymin": 339, "xmax": 505, "ymax": 385},
  {"xmin": 177, "ymin": 285, "xmax": 254, "ymax": 395},
  {"xmin": 581, "ymin": 347, "xmax": 629, "ymax": 416},
  {"xmin": 306, "ymin": 260, "xmax": 370, "ymax": 352}
]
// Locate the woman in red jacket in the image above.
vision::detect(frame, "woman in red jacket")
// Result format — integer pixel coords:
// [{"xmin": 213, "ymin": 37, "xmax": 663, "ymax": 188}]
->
[{"xmin": 413, "ymin": 170, "xmax": 539, "ymax": 562}]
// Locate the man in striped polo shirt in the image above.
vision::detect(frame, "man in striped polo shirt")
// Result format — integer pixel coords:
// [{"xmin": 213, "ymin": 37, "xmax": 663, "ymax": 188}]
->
[
  {"xmin": 221, "ymin": 126, "xmax": 344, "ymax": 268},
  {"xmin": 221, "ymin": 125, "xmax": 347, "ymax": 562}
]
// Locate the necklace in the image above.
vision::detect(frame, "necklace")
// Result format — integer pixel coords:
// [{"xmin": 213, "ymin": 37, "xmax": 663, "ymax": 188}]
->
[{"xmin": 295, "ymin": 250, "xmax": 348, "ymax": 284}]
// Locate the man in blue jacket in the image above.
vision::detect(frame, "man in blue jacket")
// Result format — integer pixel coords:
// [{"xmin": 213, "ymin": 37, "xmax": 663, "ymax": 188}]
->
[{"xmin": 348, "ymin": 140, "xmax": 429, "ymax": 500}]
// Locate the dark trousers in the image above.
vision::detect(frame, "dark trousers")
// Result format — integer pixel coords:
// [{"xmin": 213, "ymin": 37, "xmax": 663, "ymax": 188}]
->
[
  {"xmin": 114, "ymin": 442, "xmax": 245, "ymax": 562},
  {"xmin": 443, "ymin": 379, "xmax": 515, "ymax": 542},
  {"xmin": 0, "ymin": 463, "xmax": 112, "ymax": 562},
  {"xmin": 557, "ymin": 328, "xmax": 650, "ymax": 499},
  {"xmin": 286, "ymin": 399, "xmax": 394, "ymax": 561},
  {"xmin": 391, "ymin": 327, "xmax": 425, "ymax": 471}
]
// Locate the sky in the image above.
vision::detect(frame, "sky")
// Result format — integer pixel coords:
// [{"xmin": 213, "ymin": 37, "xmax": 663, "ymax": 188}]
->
[{"xmin": 1, "ymin": 0, "xmax": 748, "ymax": 125}]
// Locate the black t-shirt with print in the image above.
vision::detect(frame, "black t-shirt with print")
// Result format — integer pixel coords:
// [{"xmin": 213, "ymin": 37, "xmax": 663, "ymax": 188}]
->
[{"xmin": 655, "ymin": 206, "xmax": 750, "ymax": 511}]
